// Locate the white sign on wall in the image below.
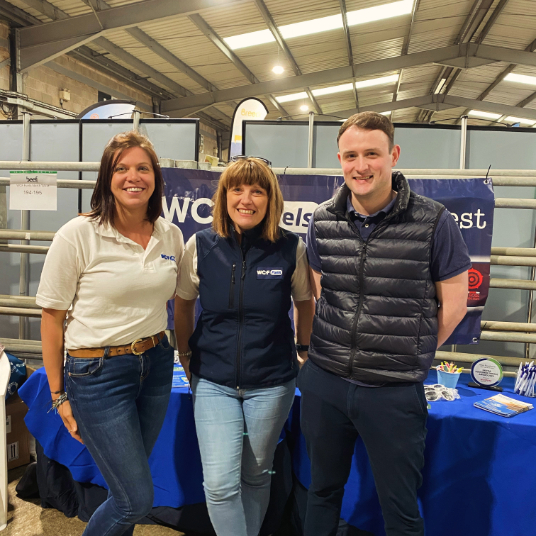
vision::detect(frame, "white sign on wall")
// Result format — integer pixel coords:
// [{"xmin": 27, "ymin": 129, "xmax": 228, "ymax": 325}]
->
[{"xmin": 9, "ymin": 171, "xmax": 58, "ymax": 211}]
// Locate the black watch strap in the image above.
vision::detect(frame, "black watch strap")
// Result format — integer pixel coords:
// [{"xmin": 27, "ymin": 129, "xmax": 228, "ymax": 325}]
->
[{"xmin": 296, "ymin": 344, "xmax": 309, "ymax": 352}]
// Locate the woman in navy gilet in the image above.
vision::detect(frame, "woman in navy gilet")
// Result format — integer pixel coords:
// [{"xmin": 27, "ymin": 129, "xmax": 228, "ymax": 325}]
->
[{"xmin": 175, "ymin": 157, "xmax": 314, "ymax": 536}]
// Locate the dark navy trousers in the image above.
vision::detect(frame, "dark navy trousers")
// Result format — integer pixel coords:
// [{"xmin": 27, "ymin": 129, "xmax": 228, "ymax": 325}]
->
[{"xmin": 298, "ymin": 359, "xmax": 428, "ymax": 536}]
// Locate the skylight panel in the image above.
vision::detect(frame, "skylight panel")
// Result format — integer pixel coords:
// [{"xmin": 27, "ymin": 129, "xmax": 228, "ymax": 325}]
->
[
  {"xmin": 280, "ymin": 14, "xmax": 343, "ymax": 40},
  {"xmin": 224, "ymin": 0, "xmax": 414, "ymax": 50},
  {"xmin": 275, "ymin": 92, "xmax": 309, "ymax": 103},
  {"xmin": 468, "ymin": 110, "xmax": 501, "ymax": 120},
  {"xmin": 224, "ymin": 29, "xmax": 275, "ymax": 50},
  {"xmin": 355, "ymin": 74, "xmax": 399, "ymax": 89},
  {"xmin": 504, "ymin": 73, "xmax": 536, "ymax": 86},
  {"xmin": 276, "ymin": 75, "xmax": 399, "ymax": 103},
  {"xmin": 505, "ymin": 116, "xmax": 536, "ymax": 125},
  {"xmin": 312, "ymin": 83, "xmax": 354, "ymax": 97},
  {"xmin": 346, "ymin": 0, "xmax": 413, "ymax": 26}
]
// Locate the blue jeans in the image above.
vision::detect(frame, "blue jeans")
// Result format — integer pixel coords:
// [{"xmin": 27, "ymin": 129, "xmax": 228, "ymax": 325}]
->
[
  {"xmin": 191, "ymin": 375, "xmax": 296, "ymax": 536},
  {"xmin": 65, "ymin": 335, "xmax": 174, "ymax": 536}
]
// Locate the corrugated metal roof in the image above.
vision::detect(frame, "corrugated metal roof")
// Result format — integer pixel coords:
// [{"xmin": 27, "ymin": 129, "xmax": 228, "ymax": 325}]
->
[{"xmin": 4, "ymin": 0, "xmax": 536, "ymax": 128}]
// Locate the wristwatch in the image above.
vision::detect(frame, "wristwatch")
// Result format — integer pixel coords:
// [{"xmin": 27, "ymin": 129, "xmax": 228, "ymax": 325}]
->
[{"xmin": 296, "ymin": 344, "xmax": 309, "ymax": 353}]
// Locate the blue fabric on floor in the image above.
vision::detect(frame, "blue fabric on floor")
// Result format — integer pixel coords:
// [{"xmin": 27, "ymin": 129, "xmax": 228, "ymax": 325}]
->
[{"xmin": 20, "ymin": 368, "xmax": 536, "ymax": 536}]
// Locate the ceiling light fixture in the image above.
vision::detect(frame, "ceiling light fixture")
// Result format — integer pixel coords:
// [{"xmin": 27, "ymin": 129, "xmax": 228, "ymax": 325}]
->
[
  {"xmin": 224, "ymin": 0, "xmax": 413, "ymax": 50},
  {"xmin": 300, "ymin": 104, "xmax": 309, "ymax": 112},
  {"xmin": 434, "ymin": 78, "xmax": 447, "ymax": 94},
  {"xmin": 275, "ymin": 75, "xmax": 399, "ymax": 103},
  {"xmin": 468, "ymin": 110, "xmax": 501, "ymax": 120},
  {"xmin": 272, "ymin": 65, "xmax": 284, "ymax": 74},
  {"xmin": 504, "ymin": 73, "xmax": 536, "ymax": 86}
]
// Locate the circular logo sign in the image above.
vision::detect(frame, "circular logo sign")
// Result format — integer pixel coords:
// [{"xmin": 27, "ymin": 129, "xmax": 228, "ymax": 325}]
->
[
  {"xmin": 468, "ymin": 268, "xmax": 483, "ymax": 290},
  {"xmin": 471, "ymin": 358, "xmax": 503, "ymax": 387}
]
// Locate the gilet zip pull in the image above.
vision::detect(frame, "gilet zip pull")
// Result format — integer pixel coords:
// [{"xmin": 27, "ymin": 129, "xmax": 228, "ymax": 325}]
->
[
  {"xmin": 236, "ymin": 256, "xmax": 247, "ymax": 389},
  {"xmin": 229, "ymin": 263, "xmax": 236, "ymax": 308}
]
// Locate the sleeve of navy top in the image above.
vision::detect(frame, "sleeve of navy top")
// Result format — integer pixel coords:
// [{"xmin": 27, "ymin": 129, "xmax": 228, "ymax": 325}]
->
[
  {"xmin": 431, "ymin": 209, "xmax": 472, "ymax": 282},
  {"xmin": 306, "ymin": 212, "xmax": 322, "ymax": 272}
]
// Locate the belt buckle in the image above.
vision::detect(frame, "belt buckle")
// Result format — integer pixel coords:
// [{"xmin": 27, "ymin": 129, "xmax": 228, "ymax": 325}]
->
[{"xmin": 131, "ymin": 338, "xmax": 144, "ymax": 356}]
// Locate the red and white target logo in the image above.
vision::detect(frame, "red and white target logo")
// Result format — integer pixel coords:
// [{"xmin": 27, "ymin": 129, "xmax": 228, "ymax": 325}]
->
[{"xmin": 468, "ymin": 268, "xmax": 483, "ymax": 290}]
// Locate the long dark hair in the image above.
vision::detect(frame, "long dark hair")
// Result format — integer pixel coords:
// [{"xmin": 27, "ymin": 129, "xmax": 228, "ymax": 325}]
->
[{"xmin": 85, "ymin": 131, "xmax": 164, "ymax": 227}]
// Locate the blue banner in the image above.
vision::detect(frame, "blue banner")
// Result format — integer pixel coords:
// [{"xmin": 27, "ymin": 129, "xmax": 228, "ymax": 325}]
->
[{"xmin": 163, "ymin": 169, "xmax": 494, "ymax": 346}]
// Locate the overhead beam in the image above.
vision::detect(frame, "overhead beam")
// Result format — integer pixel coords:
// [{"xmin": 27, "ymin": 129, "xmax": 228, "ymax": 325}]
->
[
  {"xmin": 19, "ymin": 0, "xmax": 67, "ymax": 21},
  {"xmin": 19, "ymin": 0, "xmax": 231, "ymax": 125},
  {"xmin": 478, "ymin": 37, "xmax": 536, "ymax": 102},
  {"xmin": 393, "ymin": 0, "xmax": 421, "ymax": 105},
  {"xmin": 71, "ymin": 47, "xmax": 175, "ymax": 100},
  {"xmin": 0, "ymin": 0, "xmax": 40, "ymax": 26},
  {"xmin": 315, "ymin": 94, "xmax": 536, "ymax": 123},
  {"xmin": 338, "ymin": 0, "xmax": 358, "ymax": 109},
  {"xmin": 314, "ymin": 95, "xmax": 435, "ymax": 121},
  {"xmin": 126, "ymin": 27, "xmax": 217, "ymax": 92},
  {"xmin": 94, "ymin": 37, "xmax": 190, "ymax": 97},
  {"xmin": 164, "ymin": 44, "xmax": 502, "ymax": 114},
  {"xmin": 443, "ymin": 95, "xmax": 536, "ymax": 121},
  {"xmin": 252, "ymin": 0, "xmax": 321, "ymax": 114},
  {"xmin": 187, "ymin": 12, "xmax": 288, "ymax": 117},
  {"xmin": 18, "ymin": 0, "xmax": 244, "ymax": 49},
  {"xmin": 17, "ymin": 0, "xmax": 246, "ymax": 69}
]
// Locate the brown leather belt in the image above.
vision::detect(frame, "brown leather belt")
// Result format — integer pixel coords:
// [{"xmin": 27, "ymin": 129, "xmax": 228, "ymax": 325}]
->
[{"xmin": 68, "ymin": 331, "xmax": 166, "ymax": 359}]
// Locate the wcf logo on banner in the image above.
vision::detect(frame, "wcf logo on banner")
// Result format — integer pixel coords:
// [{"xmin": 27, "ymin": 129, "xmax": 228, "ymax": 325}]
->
[{"xmin": 162, "ymin": 196, "xmax": 214, "ymax": 224}]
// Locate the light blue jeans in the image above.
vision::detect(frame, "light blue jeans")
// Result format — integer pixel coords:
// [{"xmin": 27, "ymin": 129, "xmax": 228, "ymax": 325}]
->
[{"xmin": 191, "ymin": 374, "xmax": 296, "ymax": 536}]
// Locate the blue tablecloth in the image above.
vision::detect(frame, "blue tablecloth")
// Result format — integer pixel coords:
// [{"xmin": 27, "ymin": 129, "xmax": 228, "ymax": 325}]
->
[
  {"xmin": 20, "ymin": 368, "xmax": 536, "ymax": 536},
  {"xmin": 290, "ymin": 370, "xmax": 536, "ymax": 536},
  {"xmin": 19, "ymin": 368, "xmax": 206, "ymax": 508}
]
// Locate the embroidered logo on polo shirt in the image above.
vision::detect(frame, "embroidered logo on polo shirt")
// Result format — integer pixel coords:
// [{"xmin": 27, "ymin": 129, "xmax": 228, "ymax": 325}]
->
[
  {"xmin": 257, "ymin": 268, "xmax": 283, "ymax": 279},
  {"xmin": 161, "ymin": 254, "xmax": 176, "ymax": 262}
]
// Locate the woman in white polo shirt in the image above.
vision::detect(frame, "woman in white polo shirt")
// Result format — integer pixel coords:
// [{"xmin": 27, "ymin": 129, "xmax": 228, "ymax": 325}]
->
[{"xmin": 36, "ymin": 131, "xmax": 184, "ymax": 536}]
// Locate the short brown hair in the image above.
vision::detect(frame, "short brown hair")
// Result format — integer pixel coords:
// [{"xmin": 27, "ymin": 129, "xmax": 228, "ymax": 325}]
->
[
  {"xmin": 212, "ymin": 158, "xmax": 284, "ymax": 242},
  {"xmin": 85, "ymin": 131, "xmax": 164, "ymax": 227},
  {"xmin": 337, "ymin": 111, "xmax": 395, "ymax": 149}
]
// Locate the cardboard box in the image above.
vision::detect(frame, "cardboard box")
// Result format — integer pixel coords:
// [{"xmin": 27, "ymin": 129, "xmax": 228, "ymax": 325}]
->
[{"xmin": 5, "ymin": 366, "xmax": 35, "ymax": 470}]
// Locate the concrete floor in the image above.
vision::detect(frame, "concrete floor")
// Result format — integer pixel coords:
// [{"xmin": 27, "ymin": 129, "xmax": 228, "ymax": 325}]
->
[{"xmin": 5, "ymin": 465, "xmax": 184, "ymax": 536}]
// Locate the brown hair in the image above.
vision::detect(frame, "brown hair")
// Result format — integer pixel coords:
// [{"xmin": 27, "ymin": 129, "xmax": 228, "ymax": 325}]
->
[
  {"xmin": 337, "ymin": 111, "xmax": 395, "ymax": 149},
  {"xmin": 212, "ymin": 158, "xmax": 284, "ymax": 242},
  {"xmin": 85, "ymin": 131, "xmax": 163, "ymax": 227}
]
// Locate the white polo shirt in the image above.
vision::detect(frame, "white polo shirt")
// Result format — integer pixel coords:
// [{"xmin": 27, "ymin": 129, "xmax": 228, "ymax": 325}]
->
[{"xmin": 36, "ymin": 216, "xmax": 184, "ymax": 350}]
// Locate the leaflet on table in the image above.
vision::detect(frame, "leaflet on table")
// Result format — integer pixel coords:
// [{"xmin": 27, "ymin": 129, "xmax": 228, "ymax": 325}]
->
[
  {"xmin": 172, "ymin": 364, "xmax": 189, "ymax": 388},
  {"xmin": 474, "ymin": 394, "xmax": 533, "ymax": 417}
]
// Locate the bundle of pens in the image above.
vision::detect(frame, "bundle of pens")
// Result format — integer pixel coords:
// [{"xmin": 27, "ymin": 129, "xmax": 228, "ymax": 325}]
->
[
  {"xmin": 514, "ymin": 362, "xmax": 536, "ymax": 397},
  {"xmin": 436, "ymin": 362, "xmax": 463, "ymax": 373}
]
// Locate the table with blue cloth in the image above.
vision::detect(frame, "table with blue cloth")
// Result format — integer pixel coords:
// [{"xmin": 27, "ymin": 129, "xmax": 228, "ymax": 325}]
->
[{"xmin": 19, "ymin": 367, "xmax": 536, "ymax": 536}]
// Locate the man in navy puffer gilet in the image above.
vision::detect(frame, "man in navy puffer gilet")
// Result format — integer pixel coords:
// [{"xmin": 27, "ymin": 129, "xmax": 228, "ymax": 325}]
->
[{"xmin": 299, "ymin": 112, "xmax": 470, "ymax": 536}]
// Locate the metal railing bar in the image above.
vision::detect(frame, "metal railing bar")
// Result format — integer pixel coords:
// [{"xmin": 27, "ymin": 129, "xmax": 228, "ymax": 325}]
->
[
  {"xmin": 491, "ymin": 256, "xmax": 536, "ymax": 267},
  {"xmin": 0, "ymin": 245, "xmax": 49, "ymax": 254},
  {"xmin": 0, "ymin": 307, "xmax": 41, "ymax": 317},
  {"xmin": 0, "ymin": 295, "xmax": 38, "ymax": 308},
  {"xmin": 491, "ymin": 247, "xmax": 536, "ymax": 257},
  {"xmin": 490, "ymin": 278, "xmax": 536, "ymax": 290},
  {"xmin": 481, "ymin": 320, "xmax": 536, "ymax": 333},
  {"xmin": 480, "ymin": 331, "xmax": 536, "ymax": 343},
  {"xmin": 0, "ymin": 230, "xmax": 55, "ymax": 241},
  {"xmin": 435, "ymin": 350, "xmax": 524, "ymax": 367}
]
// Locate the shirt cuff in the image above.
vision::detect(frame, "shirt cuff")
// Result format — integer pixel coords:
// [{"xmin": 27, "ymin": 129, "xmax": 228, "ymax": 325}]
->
[
  {"xmin": 175, "ymin": 288, "xmax": 199, "ymax": 301},
  {"xmin": 435, "ymin": 262, "xmax": 472, "ymax": 282}
]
